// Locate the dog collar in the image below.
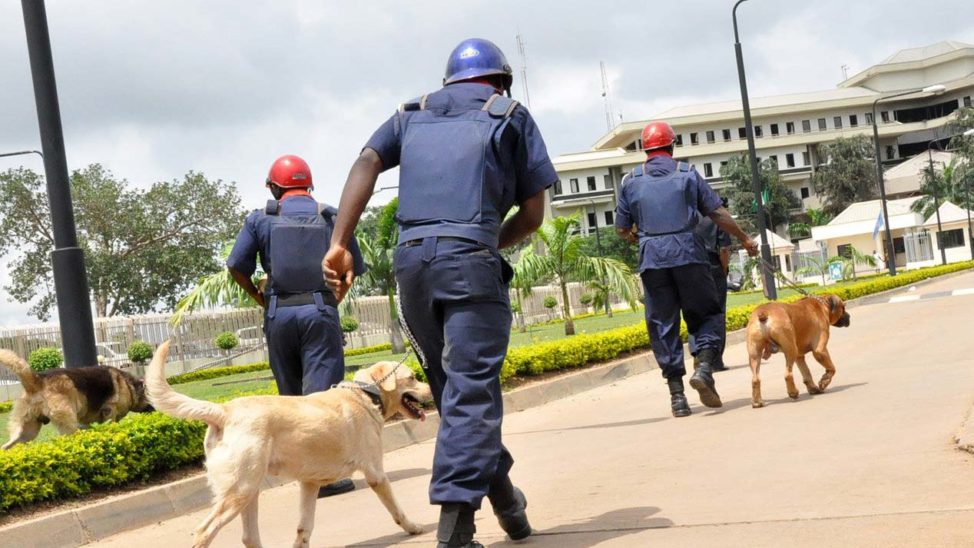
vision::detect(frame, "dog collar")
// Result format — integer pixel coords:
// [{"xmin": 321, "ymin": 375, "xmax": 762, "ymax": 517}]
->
[{"xmin": 337, "ymin": 381, "xmax": 384, "ymax": 415}]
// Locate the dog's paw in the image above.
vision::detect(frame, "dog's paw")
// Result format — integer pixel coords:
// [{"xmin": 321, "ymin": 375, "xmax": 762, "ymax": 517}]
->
[
  {"xmin": 752, "ymin": 400, "xmax": 765, "ymax": 408},
  {"xmin": 788, "ymin": 390, "xmax": 800, "ymax": 400},
  {"xmin": 807, "ymin": 384, "xmax": 823, "ymax": 395},
  {"xmin": 401, "ymin": 521, "xmax": 424, "ymax": 535},
  {"xmin": 818, "ymin": 377, "xmax": 833, "ymax": 391}
]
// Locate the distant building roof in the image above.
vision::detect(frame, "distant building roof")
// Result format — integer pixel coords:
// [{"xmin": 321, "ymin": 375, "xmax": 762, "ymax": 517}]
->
[
  {"xmin": 828, "ymin": 197, "xmax": 923, "ymax": 225},
  {"xmin": 923, "ymin": 201, "xmax": 974, "ymax": 226},
  {"xmin": 880, "ymin": 40, "xmax": 974, "ymax": 65},
  {"xmin": 754, "ymin": 230, "xmax": 794, "ymax": 252},
  {"xmin": 654, "ymin": 87, "xmax": 876, "ymax": 120}
]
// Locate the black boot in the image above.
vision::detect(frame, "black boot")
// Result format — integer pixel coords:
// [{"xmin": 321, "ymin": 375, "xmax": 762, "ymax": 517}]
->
[
  {"xmin": 667, "ymin": 377, "xmax": 692, "ymax": 417},
  {"xmin": 437, "ymin": 503, "xmax": 481, "ymax": 548},
  {"xmin": 317, "ymin": 478, "xmax": 354, "ymax": 498},
  {"xmin": 488, "ymin": 476, "xmax": 532, "ymax": 540},
  {"xmin": 689, "ymin": 349, "xmax": 723, "ymax": 408}
]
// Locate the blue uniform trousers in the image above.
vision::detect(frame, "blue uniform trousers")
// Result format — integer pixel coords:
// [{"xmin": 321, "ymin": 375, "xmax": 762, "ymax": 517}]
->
[
  {"xmin": 394, "ymin": 237, "xmax": 514, "ymax": 509},
  {"xmin": 641, "ymin": 263, "xmax": 723, "ymax": 380},
  {"xmin": 688, "ymin": 264, "xmax": 728, "ymax": 368},
  {"xmin": 264, "ymin": 303, "xmax": 345, "ymax": 396}
]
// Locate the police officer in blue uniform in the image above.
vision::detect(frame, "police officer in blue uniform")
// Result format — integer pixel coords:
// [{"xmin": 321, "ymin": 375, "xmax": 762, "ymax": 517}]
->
[
  {"xmin": 616, "ymin": 122, "xmax": 757, "ymax": 418},
  {"xmin": 689, "ymin": 196, "xmax": 733, "ymax": 372},
  {"xmin": 323, "ymin": 38, "xmax": 556, "ymax": 548},
  {"xmin": 227, "ymin": 154, "xmax": 365, "ymax": 496}
]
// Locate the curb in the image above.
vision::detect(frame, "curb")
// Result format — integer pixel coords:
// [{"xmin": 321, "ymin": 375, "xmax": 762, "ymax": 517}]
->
[
  {"xmin": 955, "ymin": 398, "xmax": 974, "ymax": 456},
  {"xmin": 0, "ymin": 350, "xmax": 661, "ymax": 547}
]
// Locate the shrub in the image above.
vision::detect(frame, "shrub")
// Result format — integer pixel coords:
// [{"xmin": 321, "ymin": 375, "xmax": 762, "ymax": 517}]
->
[
  {"xmin": 543, "ymin": 296, "xmax": 558, "ymax": 309},
  {"xmin": 0, "ymin": 401, "xmax": 11, "ymax": 414},
  {"xmin": 340, "ymin": 316, "xmax": 360, "ymax": 333},
  {"xmin": 166, "ymin": 362, "xmax": 270, "ymax": 385},
  {"xmin": 27, "ymin": 347, "xmax": 63, "ymax": 372},
  {"xmin": 579, "ymin": 293, "xmax": 594, "ymax": 306},
  {"xmin": 127, "ymin": 341, "xmax": 154, "ymax": 364},
  {"xmin": 345, "ymin": 342, "xmax": 395, "ymax": 357},
  {"xmin": 214, "ymin": 332, "xmax": 239, "ymax": 351}
]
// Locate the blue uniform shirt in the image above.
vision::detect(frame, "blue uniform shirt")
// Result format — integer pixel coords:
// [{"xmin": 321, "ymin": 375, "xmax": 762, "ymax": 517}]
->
[
  {"xmin": 615, "ymin": 155, "xmax": 723, "ymax": 271},
  {"xmin": 364, "ymin": 83, "xmax": 558, "ymax": 247},
  {"xmin": 694, "ymin": 214, "xmax": 732, "ymax": 267},
  {"xmin": 226, "ymin": 194, "xmax": 366, "ymax": 287}
]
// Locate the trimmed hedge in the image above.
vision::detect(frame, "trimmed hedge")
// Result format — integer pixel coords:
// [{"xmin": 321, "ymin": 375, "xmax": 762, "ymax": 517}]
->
[
  {"xmin": 0, "ymin": 261, "xmax": 970, "ymax": 513},
  {"xmin": 167, "ymin": 362, "xmax": 270, "ymax": 386},
  {"xmin": 344, "ymin": 342, "xmax": 393, "ymax": 357},
  {"xmin": 0, "ymin": 401, "xmax": 11, "ymax": 414}
]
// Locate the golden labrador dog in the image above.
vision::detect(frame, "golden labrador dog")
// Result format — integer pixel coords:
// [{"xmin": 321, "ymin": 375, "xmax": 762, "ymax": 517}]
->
[
  {"xmin": 0, "ymin": 350, "xmax": 152, "ymax": 449},
  {"xmin": 745, "ymin": 295, "xmax": 851, "ymax": 408},
  {"xmin": 146, "ymin": 341, "xmax": 432, "ymax": 548}
]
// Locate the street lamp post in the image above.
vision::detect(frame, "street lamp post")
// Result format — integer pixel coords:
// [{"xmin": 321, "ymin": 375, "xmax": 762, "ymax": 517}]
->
[
  {"xmin": 926, "ymin": 142, "xmax": 948, "ymax": 266},
  {"xmin": 733, "ymin": 0, "xmax": 776, "ymax": 300},
  {"xmin": 587, "ymin": 204, "xmax": 611, "ymax": 316},
  {"xmin": 21, "ymin": 0, "xmax": 98, "ymax": 368},
  {"xmin": 870, "ymin": 84, "xmax": 946, "ymax": 276}
]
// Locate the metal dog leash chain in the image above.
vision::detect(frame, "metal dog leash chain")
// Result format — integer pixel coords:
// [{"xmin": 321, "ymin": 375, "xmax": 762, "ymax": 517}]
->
[{"xmin": 758, "ymin": 257, "xmax": 810, "ymax": 297}]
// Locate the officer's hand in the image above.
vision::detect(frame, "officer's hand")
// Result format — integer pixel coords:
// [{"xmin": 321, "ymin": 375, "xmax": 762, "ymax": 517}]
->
[
  {"xmin": 323, "ymin": 246, "xmax": 355, "ymax": 299},
  {"xmin": 743, "ymin": 238, "xmax": 759, "ymax": 257}
]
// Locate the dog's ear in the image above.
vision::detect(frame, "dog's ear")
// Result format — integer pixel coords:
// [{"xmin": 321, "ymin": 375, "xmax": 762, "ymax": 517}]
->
[
  {"xmin": 828, "ymin": 295, "xmax": 838, "ymax": 314},
  {"xmin": 375, "ymin": 362, "xmax": 398, "ymax": 392}
]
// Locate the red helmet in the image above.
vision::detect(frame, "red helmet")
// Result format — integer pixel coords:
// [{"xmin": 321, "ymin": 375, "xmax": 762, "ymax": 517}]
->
[
  {"xmin": 266, "ymin": 155, "xmax": 313, "ymax": 189},
  {"xmin": 641, "ymin": 122, "xmax": 676, "ymax": 152}
]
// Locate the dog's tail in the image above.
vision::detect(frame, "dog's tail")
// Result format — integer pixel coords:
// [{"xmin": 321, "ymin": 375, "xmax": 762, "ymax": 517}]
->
[
  {"xmin": 757, "ymin": 310, "xmax": 769, "ymax": 323},
  {"xmin": 0, "ymin": 349, "xmax": 43, "ymax": 394},
  {"xmin": 146, "ymin": 341, "xmax": 226, "ymax": 427}
]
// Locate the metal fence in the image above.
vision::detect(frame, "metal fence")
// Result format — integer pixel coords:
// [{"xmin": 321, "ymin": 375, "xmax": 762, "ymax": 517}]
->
[{"xmin": 905, "ymin": 230, "xmax": 934, "ymax": 263}]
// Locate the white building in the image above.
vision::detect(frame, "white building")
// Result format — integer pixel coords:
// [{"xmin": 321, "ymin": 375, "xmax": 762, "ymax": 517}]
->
[{"xmin": 549, "ymin": 41, "xmax": 974, "ymax": 235}]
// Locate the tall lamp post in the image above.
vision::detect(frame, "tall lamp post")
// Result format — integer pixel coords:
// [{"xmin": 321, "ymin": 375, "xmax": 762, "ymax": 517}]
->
[
  {"xmin": 870, "ymin": 84, "xmax": 946, "ymax": 276},
  {"xmin": 733, "ymin": 0, "xmax": 776, "ymax": 299},
  {"xmin": 586, "ymin": 201, "xmax": 611, "ymax": 316},
  {"xmin": 926, "ymin": 142, "xmax": 948, "ymax": 266},
  {"xmin": 20, "ymin": 0, "xmax": 98, "ymax": 368}
]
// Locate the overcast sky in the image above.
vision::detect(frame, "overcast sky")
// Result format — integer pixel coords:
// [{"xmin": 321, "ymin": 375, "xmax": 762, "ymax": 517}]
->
[{"xmin": 2, "ymin": 0, "xmax": 974, "ymax": 326}]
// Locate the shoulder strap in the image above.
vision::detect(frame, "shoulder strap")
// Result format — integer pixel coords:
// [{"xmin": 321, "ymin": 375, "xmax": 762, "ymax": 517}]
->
[
  {"xmin": 398, "ymin": 94, "xmax": 430, "ymax": 115},
  {"xmin": 482, "ymin": 94, "xmax": 519, "ymax": 118},
  {"xmin": 264, "ymin": 199, "xmax": 280, "ymax": 216},
  {"xmin": 676, "ymin": 162, "xmax": 691, "ymax": 173},
  {"xmin": 630, "ymin": 165, "xmax": 644, "ymax": 178},
  {"xmin": 316, "ymin": 202, "xmax": 338, "ymax": 220}
]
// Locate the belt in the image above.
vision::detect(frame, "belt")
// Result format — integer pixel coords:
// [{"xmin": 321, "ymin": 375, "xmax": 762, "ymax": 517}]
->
[
  {"xmin": 400, "ymin": 236, "xmax": 480, "ymax": 248},
  {"xmin": 274, "ymin": 291, "xmax": 338, "ymax": 308}
]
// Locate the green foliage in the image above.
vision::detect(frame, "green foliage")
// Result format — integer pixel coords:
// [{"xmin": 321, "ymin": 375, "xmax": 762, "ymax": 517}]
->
[
  {"xmin": 579, "ymin": 293, "xmax": 594, "ymax": 306},
  {"xmin": 27, "ymin": 347, "xmax": 63, "ymax": 372},
  {"xmin": 340, "ymin": 315, "xmax": 360, "ymax": 333},
  {"xmin": 354, "ymin": 198, "xmax": 406, "ymax": 353},
  {"xmin": 0, "ymin": 413, "xmax": 206, "ymax": 513},
  {"xmin": 166, "ymin": 362, "xmax": 270, "ymax": 385},
  {"xmin": 0, "ymin": 401, "xmax": 11, "ymax": 414},
  {"xmin": 214, "ymin": 332, "xmax": 239, "ymax": 351},
  {"xmin": 127, "ymin": 341, "xmax": 154, "ymax": 364},
  {"xmin": 576, "ymin": 227, "xmax": 639, "ymax": 272},
  {"xmin": 170, "ymin": 243, "xmax": 265, "ymax": 326},
  {"xmin": 0, "ymin": 165, "xmax": 245, "ymax": 321},
  {"xmin": 912, "ymin": 157, "xmax": 970, "ymax": 219},
  {"xmin": 812, "ymin": 135, "xmax": 878, "ymax": 216},
  {"xmin": 789, "ymin": 207, "xmax": 832, "ymax": 239},
  {"xmin": 720, "ymin": 155, "xmax": 801, "ymax": 233},
  {"xmin": 345, "ymin": 342, "xmax": 394, "ymax": 357},
  {"xmin": 543, "ymin": 296, "xmax": 558, "ymax": 309}
]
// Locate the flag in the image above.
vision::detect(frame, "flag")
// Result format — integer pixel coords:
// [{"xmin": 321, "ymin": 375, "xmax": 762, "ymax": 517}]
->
[{"xmin": 872, "ymin": 210, "xmax": 885, "ymax": 239}]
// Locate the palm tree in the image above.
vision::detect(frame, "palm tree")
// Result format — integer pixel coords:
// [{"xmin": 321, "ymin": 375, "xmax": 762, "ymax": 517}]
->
[
  {"xmin": 789, "ymin": 207, "xmax": 833, "ymax": 239},
  {"xmin": 525, "ymin": 214, "xmax": 640, "ymax": 335},
  {"xmin": 170, "ymin": 244, "xmax": 264, "ymax": 326},
  {"xmin": 355, "ymin": 199, "xmax": 406, "ymax": 353},
  {"xmin": 509, "ymin": 246, "xmax": 542, "ymax": 332},
  {"xmin": 913, "ymin": 159, "xmax": 965, "ymax": 219}
]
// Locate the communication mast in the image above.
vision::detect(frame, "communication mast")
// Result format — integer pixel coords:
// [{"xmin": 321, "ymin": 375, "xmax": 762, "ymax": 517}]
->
[
  {"xmin": 601, "ymin": 61, "xmax": 616, "ymax": 131},
  {"xmin": 515, "ymin": 33, "xmax": 531, "ymax": 108}
]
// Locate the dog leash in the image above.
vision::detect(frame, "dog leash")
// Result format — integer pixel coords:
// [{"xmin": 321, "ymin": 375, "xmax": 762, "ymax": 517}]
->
[{"xmin": 756, "ymin": 257, "xmax": 811, "ymax": 297}]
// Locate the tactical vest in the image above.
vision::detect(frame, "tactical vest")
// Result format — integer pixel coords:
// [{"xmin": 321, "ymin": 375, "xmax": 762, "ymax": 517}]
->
[
  {"xmin": 263, "ymin": 199, "xmax": 335, "ymax": 297},
  {"xmin": 626, "ymin": 162, "xmax": 698, "ymax": 239},
  {"xmin": 395, "ymin": 92, "xmax": 519, "ymax": 248}
]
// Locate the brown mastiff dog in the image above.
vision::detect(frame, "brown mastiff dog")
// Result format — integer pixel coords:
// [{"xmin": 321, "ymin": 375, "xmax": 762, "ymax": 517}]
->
[{"xmin": 745, "ymin": 295, "xmax": 851, "ymax": 408}]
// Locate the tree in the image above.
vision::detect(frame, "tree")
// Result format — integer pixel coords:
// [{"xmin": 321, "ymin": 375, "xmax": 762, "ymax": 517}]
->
[
  {"xmin": 355, "ymin": 199, "xmax": 406, "ymax": 353},
  {"xmin": 912, "ymin": 159, "xmax": 966, "ymax": 220},
  {"xmin": 812, "ymin": 135, "xmax": 878, "ymax": 217},
  {"xmin": 509, "ymin": 246, "xmax": 543, "ymax": 332},
  {"xmin": 522, "ymin": 214, "xmax": 640, "ymax": 336},
  {"xmin": 0, "ymin": 165, "xmax": 244, "ymax": 320},
  {"xmin": 170, "ymin": 243, "xmax": 265, "ymax": 325},
  {"xmin": 720, "ymin": 155, "xmax": 801, "ymax": 233},
  {"xmin": 576, "ymin": 227, "xmax": 639, "ymax": 272},
  {"xmin": 788, "ymin": 207, "xmax": 833, "ymax": 239}
]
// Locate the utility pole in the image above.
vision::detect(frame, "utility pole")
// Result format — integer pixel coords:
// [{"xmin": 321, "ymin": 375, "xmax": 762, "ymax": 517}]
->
[
  {"xmin": 600, "ymin": 61, "xmax": 615, "ymax": 132},
  {"xmin": 515, "ymin": 33, "xmax": 531, "ymax": 109}
]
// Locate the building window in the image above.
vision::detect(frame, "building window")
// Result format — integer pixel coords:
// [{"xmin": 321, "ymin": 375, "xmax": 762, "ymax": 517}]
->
[
  {"xmin": 739, "ymin": 127, "xmax": 747, "ymax": 139},
  {"xmin": 833, "ymin": 116, "xmax": 843, "ymax": 129},
  {"xmin": 675, "ymin": 134, "xmax": 683, "ymax": 146},
  {"xmin": 800, "ymin": 187, "xmax": 810, "ymax": 199},
  {"xmin": 849, "ymin": 114, "xmax": 858, "ymax": 127},
  {"xmin": 786, "ymin": 121, "xmax": 796, "ymax": 134},
  {"xmin": 837, "ymin": 244, "xmax": 853, "ymax": 260},
  {"xmin": 769, "ymin": 155, "xmax": 778, "ymax": 166},
  {"xmin": 770, "ymin": 123, "xmax": 780, "ymax": 137},
  {"xmin": 865, "ymin": 112, "xmax": 874, "ymax": 125},
  {"xmin": 604, "ymin": 211, "xmax": 614, "ymax": 226},
  {"xmin": 803, "ymin": 151, "xmax": 810, "ymax": 166},
  {"xmin": 720, "ymin": 160, "xmax": 728, "ymax": 170},
  {"xmin": 818, "ymin": 118, "xmax": 827, "ymax": 131},
  {"xmin": 802, "ymin": 120, "xmax": 811, "ymax": 133},
  {"xmin": 569, "ymin": 178, "xmax": 579, "ymax": 193},
  {"xmin": 885, "ymin": 146, "xmax": 895, "ymax": 160},
  {"xmin": 553, "ymin": 180, "xmax": 563, "ymax": 195},
  {"xmin": 587, "ymin": 212, "xmax": 597, "ymax": 231},
  {"xmin": 722, "ymin": 129, "xmax": 732, "ymax": 142},
  {"xmin": 939, "ymin": 228, "xmax": 965, "ymax": 249},
  {"xmin": 586, "ymin": 176, "xmax": 597, "ymax": 191},
  {"xmin": 604, "ymin": 174, "xmax": 613, "ymax": 189},
  {"xmin": 965, "ymin": 96, "xmax": 972, "ymax": 108},
  {"xmin": 755, "ymin": 125, "xmax": 763, "ymax": 138},
  {"xmin": 706, "ymin": 130, "xmax": 715, "ymax": 144},
  {"xmin": 690, "ymin": 132, "xmax": 699, "ymax": 145},
  {"xmin": 704, "ymin": 163, "xmax": 714, "ymax": 177},
  {"xmin": 881, "ymin": 111, "xmax": 890, "ymax": 123},
  {"xmin": 786, "ymin": 153, "xmax": 796, "ymax": 168}
]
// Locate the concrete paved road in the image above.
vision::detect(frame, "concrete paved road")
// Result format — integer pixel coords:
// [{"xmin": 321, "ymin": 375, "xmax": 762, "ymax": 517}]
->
[{"xmin": 96, "ymin": 272, "xmax": 974, "ymax": 548}]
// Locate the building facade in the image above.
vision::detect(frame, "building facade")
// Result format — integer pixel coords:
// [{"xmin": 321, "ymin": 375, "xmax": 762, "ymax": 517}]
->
[{"xmin": 548, "ymin": 41, "xmax": 974, "ymax": 235}]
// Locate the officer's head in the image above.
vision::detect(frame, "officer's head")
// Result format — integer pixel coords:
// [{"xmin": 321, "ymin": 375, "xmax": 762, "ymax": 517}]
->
[
  {"xmin": 266, "ymin": 155, "xmax": 313, "ymax": 200},
  {"xmin": 641, "ymin": 121, "xmax": 676, "ymax": 158},
  {"xmin": 443, "ymin": 38, "xmax": 514, "ymax": 95}
]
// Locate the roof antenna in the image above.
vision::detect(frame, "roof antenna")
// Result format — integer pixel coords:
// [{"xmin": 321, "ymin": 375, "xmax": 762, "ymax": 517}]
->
[
  {"xmin": 601, "ymin": 61, "xmax": 615, "ymax": 131},
  {"xmin": 515, "ymin": 32, "xmax": 531, "ymax": 109},
  {"xmin": 841, "ymin": 64, "xmax": 849, "ymax": 80}
]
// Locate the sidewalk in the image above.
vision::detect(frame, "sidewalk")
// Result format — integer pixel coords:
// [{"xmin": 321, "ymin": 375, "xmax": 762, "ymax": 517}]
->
[{"xmin": 92, "ymin": 272, "xmax": 974, "ymax": 547}]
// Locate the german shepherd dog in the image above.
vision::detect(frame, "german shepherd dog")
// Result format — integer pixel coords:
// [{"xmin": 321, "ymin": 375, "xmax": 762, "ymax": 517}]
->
[{"xmin": 0, "ymin": 350, "xmax": 153, "ymax": 449}]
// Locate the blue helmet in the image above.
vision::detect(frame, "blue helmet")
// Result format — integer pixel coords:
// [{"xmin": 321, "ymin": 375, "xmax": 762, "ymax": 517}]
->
[{"xmin": 443, "ymin": 38, "xmax": 513, "ymax": 90}]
